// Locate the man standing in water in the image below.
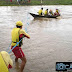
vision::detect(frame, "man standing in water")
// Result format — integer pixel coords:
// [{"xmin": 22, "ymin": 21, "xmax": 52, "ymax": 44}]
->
[{"xmin": 11, "ymin": 21, "xmax": 30, "ymax": 72}]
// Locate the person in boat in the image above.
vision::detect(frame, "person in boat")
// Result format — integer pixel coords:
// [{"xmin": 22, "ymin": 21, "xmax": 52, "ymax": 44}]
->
[
  {"xmin": 49, "ymin": 9, "xmax": 54, "ymax": 16},
  {"xmin": 38, "ymin": 8, "xmax": 43, "ymax": 15},
  {"xmin": 54, "ymin": 9, "xmax": 60, "ymax": 16},
  {"xmin": 44, "ymin": 9, "xmax": 48, "ymax": 16},
  {"xmin": 0, "ymin": 51, "xmax": 13, "ymax": 72},
  {"xmin": 11, "ymin": 21, "xmax": 30, "ymax": 72}
]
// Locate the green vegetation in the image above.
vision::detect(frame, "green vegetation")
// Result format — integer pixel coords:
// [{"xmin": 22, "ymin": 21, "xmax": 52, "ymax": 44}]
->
[
  {"xmin": 0, "ymin": 0, "xmax": 72, "ymax": 6},
  {"xmin": 0, "ymin": 1, "xmax": 19, "ymax": 6}
]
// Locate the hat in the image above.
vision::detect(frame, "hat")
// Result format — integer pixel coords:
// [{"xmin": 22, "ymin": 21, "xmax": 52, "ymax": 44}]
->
[{"xmin": 16, "ymin": 21, "xmax": 23, "ymax": 26}]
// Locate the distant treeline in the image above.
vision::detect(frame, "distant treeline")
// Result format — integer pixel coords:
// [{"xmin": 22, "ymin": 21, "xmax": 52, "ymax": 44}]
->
[{"xmin": 0, "ymin": 0, "xmax": 72, "ymax": 6}]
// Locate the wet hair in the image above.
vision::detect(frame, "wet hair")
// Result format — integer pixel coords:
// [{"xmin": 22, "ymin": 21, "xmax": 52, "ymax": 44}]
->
[
  {"xmin": 16, "ymin": 25, "xmax": 22, "ymax": 28},
  {"xmin": 41, "ymin": 8, "xmax": 43, "ymax": 10},
  {"xmin": 46, "ymin": 9, "xmax": 48, "ymax": 10},
  {"xmin": 56, "ymin": 9, "xmax": 58, "ymax": 10}
]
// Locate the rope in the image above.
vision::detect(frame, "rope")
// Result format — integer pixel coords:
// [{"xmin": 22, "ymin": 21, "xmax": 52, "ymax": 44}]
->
[
  {"xmin": 6, "ymin": 42, "xmax": 12, "ymax": 52},
  {"xmin": 25, "ymin": 12, "xmax": 30, "ymax": 33},
  {"xmin": 8, "ymin": 37, "xmax": 23, "ymax": 54}
]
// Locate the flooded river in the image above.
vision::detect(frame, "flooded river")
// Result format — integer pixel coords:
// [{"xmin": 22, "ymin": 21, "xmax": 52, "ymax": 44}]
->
[{"xmin": 0, "ymin": 5, "xmax": 72, "ymax": 72}]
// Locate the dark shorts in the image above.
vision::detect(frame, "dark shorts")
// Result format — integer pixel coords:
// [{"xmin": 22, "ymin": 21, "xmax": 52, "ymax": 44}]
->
[{"xmin": 11, "ymin": 46, "xmax": 24, "ymax": 58}]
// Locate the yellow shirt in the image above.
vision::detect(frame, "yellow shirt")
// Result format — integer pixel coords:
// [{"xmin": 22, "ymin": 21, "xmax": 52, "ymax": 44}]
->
[
  {"xmin": 11, "ymin": 28, "xmax": 30, "ymax": 46},
  {"xmin": 19, "ymin": 29, "xmax": 30, "ymax": 38},
  {"xmin": 56, "ymin": 10, "xmax": 59, "ymax": 13},
  {"xmin": 44, "ymin": 10, "xmax": 48, "ymax": 15},
  {"xmin": 38, "ymin": 9, "xmax": 43, "ymax": 15}
]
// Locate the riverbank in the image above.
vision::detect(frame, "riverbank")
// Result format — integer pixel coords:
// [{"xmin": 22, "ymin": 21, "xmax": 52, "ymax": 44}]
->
[{"xmin": 0, "ymin": 0, "xmax": 72, "ymax": 6}]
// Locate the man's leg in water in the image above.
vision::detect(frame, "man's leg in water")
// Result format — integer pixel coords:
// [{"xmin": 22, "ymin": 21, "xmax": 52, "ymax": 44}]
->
[
  {"xmin": 15, "ymin": 58, "xmax": 18, "ymax": 62},
  {"xmin": 20, "ymin": 56, "xmax": 27, "ymax": 72}
]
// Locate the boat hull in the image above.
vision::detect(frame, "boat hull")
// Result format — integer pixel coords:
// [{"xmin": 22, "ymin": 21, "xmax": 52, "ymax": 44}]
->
[{"xmin": 29, "ymin": 13, "xmax": 60, "ymax": 18}]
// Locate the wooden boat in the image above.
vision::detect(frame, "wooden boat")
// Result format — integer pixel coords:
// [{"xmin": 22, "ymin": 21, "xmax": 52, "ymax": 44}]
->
[{"xmin": 29, "ymin": 13, "xmax": 60, "ymax": 18}]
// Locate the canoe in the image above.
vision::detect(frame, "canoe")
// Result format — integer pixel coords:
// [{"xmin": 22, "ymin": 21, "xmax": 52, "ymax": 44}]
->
[{"xmin": 29, "ymin": 13, "xmax": 60, "ymax": 18}]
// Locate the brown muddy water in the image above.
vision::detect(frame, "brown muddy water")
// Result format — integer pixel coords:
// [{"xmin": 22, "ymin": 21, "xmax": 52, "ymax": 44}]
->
[{"xmin": 0, "ymin": 5, "xmax": 72, "ymax": 72}]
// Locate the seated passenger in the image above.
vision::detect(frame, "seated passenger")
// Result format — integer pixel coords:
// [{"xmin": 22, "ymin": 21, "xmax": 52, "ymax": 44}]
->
[
  {"xmin": 44, "ymin": 9, "xmax": 48, "ymax": 16},
  {"xmin": 54, "ymin": 9, "xmax": 60, "ymax": 16},
  {"xmin": 38, "ymin": 8, "xmax": 43, "ymax": 15},
  {"xmin": 49, "ymin": 9, "xmax": 54, "ymax": 16}
]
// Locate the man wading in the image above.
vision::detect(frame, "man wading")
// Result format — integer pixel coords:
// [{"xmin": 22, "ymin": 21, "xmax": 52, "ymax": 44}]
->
[{"xmin": 11, "ymin": 21, "xmax": 30, "ymax": 72}]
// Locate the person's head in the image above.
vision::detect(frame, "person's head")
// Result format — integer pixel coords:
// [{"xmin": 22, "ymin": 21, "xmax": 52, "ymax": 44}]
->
[
  {"xmin": 49, "ymin": 9, "xmax": 52, "ymax": 12},
  {"xmin": 56, "ymin": 9, "xmax": 58, "ymax": 12},
  {"xmin": 46, "ymin": 9, "xmax": 48, "ymax": 11},
  {"xmin": 16, "ymin": 21, "xmax": 23, "ymax": 29},
  {"xmin": 56, "ymin": 9, "xmax": 58, "ymax": 10},
  {"xmin": 41, "ymin": 8, "xmax": 43, "ymax": 10}
]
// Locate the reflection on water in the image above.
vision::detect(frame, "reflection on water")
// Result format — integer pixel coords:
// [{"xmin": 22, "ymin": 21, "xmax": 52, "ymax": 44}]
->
[{"xmin": 0, "ymin": 5, "xmax": 72, "ymax": 72}]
